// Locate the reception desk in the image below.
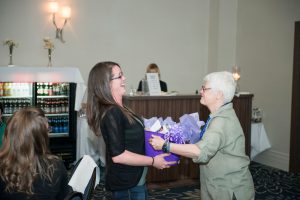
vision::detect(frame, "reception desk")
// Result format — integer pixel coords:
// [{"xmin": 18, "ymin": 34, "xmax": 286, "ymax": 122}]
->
[{"xmin": 124, "ymin": 93, "xmax": 253, "ymax": 182}]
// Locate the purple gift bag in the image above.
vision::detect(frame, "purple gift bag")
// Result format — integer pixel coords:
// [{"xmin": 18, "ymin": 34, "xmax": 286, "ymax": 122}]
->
[{"xmin": 145, "ymin": 131, "xmax": 180, "ymax": 165}]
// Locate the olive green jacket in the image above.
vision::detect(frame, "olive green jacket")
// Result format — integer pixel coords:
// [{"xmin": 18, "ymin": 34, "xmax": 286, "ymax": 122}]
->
[{"xmin": 193, "ymin": 103, "xmax": 255, "ymax": 200}]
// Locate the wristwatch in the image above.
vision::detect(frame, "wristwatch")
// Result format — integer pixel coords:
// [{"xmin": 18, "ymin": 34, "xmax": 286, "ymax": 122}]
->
[{"xmin": 162, "ymin": 140, "xmax": 170, "ymax": 153}]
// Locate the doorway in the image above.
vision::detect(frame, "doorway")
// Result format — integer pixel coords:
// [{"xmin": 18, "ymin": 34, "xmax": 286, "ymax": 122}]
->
[{"xmin": 289, "ymin": 21, "xmax": 300, "ymax": 173}]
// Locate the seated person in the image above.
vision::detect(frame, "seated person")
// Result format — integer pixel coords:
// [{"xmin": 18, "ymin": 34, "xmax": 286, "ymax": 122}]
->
[
  {"xmin": 0, "ymin": 103, "xmax": 5, "ymax": 148},
  {"xmin": 137, "ymin": 63, "xmax": 168, "ymax": 92},
  {"xmin": 0, "ymin": 107, "xmax": 70, "ymax": 200}
]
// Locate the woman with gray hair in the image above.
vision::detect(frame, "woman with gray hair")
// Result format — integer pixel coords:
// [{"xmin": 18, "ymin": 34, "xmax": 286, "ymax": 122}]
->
[{"xmin": 150, "ymin": 71, "xmax": 255, "ymax": 200}]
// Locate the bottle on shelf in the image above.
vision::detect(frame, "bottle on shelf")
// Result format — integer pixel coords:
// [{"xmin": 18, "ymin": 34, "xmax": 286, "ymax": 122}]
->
[
  {"xmin": 14, "ymin": 83, "xmax": 20, "ymax": 96},
  {"xmin": 52, "ymin": 117, "xmax": 58, "ymax": 133},
  {"xmin": 53, "ymin": 83, "xmax": 60, "ymax": 95},
  {"xmin": 63, "ymin": 117, "xmax": 69, "ymax": 132},
  {"xmin": 48, "ymin": 82, "xmax": 53, "ymax": 96},
  {"xmin": 0, "ymin": 82, "xmax": 4, "ymax": 96},
  {"xmin": 65, "ymin": 99, "xmax": 69, "ymax": 113},
  {"xmin": 3, "ymin": 99, "xmax": 8, "ymax": 114},
  {"xmin": 7, "ymin": 99, "xmax": 13, "ymax": 114},
  {"xmin": 37, "ymin": 83, "xmax": 43, "ymax": 96},
  {"xmin": 5, "ymin": 83, "xmax": 12, "ymax": 96},
  {"xmin": 50, "ymin": 100, "xmax": 55, "ymax": 114},
  {"xmin": 43, "ymin": 83, "xmax": 49, "ymax": 96},
  {"xmin": 40, "ymin": 99, "xmax": 44, "ymax": 110}
]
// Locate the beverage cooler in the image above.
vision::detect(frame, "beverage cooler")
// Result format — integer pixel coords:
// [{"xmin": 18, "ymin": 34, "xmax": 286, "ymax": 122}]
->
[{"xmin": 0, "ymin": 67, "xmax": 86, "ymax": 169}]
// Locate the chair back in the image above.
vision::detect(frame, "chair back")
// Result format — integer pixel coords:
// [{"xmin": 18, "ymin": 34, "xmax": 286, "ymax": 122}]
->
[
  {"xmin": 82, "ymin": 167, "xmax": 97, "ymax": 200},
  {"xmin": 68, "ymin": 156, "xmax": 98, "ymax": 200}
]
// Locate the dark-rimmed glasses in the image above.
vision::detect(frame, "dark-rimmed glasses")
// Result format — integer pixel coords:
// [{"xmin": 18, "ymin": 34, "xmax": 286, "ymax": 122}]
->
[
  {"xmin": 110, "ymin": 72, "xmax": 124, "ymax": 80},
  {"xmin": 201, "ymin": 86, "xmax": 211, "ymax": 92}
]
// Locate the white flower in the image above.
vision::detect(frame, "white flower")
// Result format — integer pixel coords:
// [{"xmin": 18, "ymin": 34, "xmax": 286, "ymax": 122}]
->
[
  {"xmin": 3, "ymin": 39, "xmax": 18, "ymax": 48},
  {"xmin": 43, "ymin": 38, "xmax": 54, "ymax": 50}
]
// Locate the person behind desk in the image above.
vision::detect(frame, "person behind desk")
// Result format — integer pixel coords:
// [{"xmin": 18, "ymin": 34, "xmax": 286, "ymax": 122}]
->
[
  {"xmin": 86, "ymin": 61, "xmax": 175, "ymax": 200},
  {"xmin": 0, "ymin": 103, "xmax": 6, "ymax": 148},
  {"xmin": 137, "ymin": 63, "xmax": 168, "ymax": 92},
  {"xmin": 0, "ymin": 107, "xmax": 70, "ymax": 200},
  {"xmin": 149, "ymin": 71, "xmax": 255, "ymax": 200}
]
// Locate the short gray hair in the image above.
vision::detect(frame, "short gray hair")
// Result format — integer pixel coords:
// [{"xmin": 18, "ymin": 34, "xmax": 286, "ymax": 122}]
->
[{"xmin": 204, "ymin": 71, "xmax": 236, "ymax": 103}]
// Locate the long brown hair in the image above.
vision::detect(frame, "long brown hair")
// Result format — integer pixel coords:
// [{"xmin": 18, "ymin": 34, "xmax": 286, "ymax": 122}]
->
[
  {"xmin": 0, "ymin": 107, "xmax": 57, "ymax": 195},
  {"xmin": 86, "ymin": 61, "xmax": 135, "ymax": 136}
]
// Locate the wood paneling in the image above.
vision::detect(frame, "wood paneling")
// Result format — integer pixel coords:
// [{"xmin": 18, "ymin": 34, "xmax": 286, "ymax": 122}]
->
[{"xmin": 124, "ymin": 94, "xmax": 253, "ymax": 182}]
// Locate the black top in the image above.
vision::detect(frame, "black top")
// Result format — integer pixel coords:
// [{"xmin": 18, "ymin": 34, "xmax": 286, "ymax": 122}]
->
[
  {"xmin": 100, "ymin": 106, "xmax": 145, "ymax": 191},
  {"xmin": 0, "ymin": 159, "xmax": 70, "ymax": 200},
  {"xmin": 137, "ymin": 80, "xmax": 168, "ymax": 92}
]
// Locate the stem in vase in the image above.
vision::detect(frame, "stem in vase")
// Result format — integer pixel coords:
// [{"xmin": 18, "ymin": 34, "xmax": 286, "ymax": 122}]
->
[
  {"xmin": 47, "ymin": 49, "xmax": 52, "ymax": 67},
  {"xmin": 9, "ymin": 54, "xmax": 13, "ymax": 65},
  {"xmin": 8, "ymin": 46, "xmax": 13, "ymax": 65}
]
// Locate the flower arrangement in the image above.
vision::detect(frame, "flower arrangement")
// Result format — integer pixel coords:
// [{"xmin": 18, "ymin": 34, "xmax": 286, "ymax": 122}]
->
[
  {"xmin": 43, "ymin": 38, "xmax": 54, "ymax": 67},
  {"xmin": 3, "ymin": 39, "xmax": 18, "ymax": 65},
  {"xmin": 144, "ymin": 113, "xmax": 205, "ymax": 163},
  {"xmin": 3, "ymin": 39, "xmax": 18, "ymax": 49},
  {"xmin": 43, "ymin": 38, "xmax": 54, "ymax": 50},
  {"xmin": 144, "ymin": 113, "xmax": 205, "ymax": 144}
]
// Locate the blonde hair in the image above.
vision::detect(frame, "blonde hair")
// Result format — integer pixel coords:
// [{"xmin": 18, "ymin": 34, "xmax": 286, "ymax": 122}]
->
[{"xmin": 146, "ymin": 63, "xmax": 161, "ymax": 79}]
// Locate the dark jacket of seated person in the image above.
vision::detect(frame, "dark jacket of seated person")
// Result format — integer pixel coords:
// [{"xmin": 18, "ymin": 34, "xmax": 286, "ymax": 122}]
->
[
  {"xmin": 0, "ymin": 108, "xmax": 70, "ymax": 200},
  {"xmin": 137, "ymin": 80, "xmax": 168, "ymax": 92}
]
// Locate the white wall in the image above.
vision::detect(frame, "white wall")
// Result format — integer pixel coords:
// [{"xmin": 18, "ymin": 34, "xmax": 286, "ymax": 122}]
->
[
  {"xmin": 236, "ymin": 0, "xmax": 300, "ymax": 171},
  {"xmin": 0, "ymin": 0, "xmax": 209, "ymax": 94},
  {"xmin": 1, "ymin": 0, "xmax": 300, "ymax": 171}
]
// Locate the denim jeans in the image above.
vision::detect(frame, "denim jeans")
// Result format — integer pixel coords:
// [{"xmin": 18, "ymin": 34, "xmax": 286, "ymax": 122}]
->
[{"xmin": 112, "ymin": 184, "xmax": 148, "ymax": 200}]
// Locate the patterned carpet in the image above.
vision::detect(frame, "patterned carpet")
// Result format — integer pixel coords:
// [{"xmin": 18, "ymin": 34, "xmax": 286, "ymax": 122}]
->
[
  {"xmin": 91, "ymin": 184, "xmax": 200, "ymax": 200},
  {"xmin": 88, "ymin": 161, "xmax": 300, "ymax": 200},
  {"xmin": 249, "ymin": 162, "xmax": 300, "ymax": 200}
]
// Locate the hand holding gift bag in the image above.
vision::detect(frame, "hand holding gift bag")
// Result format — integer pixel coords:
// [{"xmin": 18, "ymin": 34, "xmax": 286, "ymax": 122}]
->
[
  {"xmin": 144, "ymin": 113, "xmax": 205, "ymax": 165},
  {"xmin": 145, "ymin": 131, "xmax": 181, "ymax": 164}
]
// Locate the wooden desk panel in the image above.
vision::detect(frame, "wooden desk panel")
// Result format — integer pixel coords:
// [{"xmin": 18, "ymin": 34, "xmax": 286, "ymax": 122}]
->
[{"xmin": 124, "ymin": 94, "xmax": 253, "ymax": 182}]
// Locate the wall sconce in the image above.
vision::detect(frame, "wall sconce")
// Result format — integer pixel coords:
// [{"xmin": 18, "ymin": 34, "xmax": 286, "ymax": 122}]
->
[
  {"xmin": 232, "ymin": 65, "xmax": 241, "ymax": 93},
  {"xmin": 49, "ymin": 1, "xmax": 71, "ymax": 43}
]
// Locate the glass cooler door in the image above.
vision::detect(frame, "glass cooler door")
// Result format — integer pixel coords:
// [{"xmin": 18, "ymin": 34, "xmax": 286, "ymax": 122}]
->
[
  {"xmin": 0, "ymin": 82, "xmax": 33, "ymax": 120},
  {"xmin": 36, "ymin": 82, "xmax": 70, "ymax": 137}
]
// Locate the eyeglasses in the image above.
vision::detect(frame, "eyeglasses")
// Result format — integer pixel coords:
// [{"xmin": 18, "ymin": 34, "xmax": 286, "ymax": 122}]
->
[
  {"xmin": 110, "ymin": 72, "xmax": 124, "ymax": 80},
  {"xmin": 201, "ymin": 86, "xmax": 211, "ymax": 92}
]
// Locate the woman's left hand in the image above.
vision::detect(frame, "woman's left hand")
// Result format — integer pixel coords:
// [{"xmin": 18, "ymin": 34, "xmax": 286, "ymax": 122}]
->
[{"xmin": 149, "ymin": 135, "xmax": 165, "ymax": 150}]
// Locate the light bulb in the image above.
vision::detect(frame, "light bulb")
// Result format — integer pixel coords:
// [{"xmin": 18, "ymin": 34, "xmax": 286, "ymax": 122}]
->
[
  {"xmin": 49, "ymin": 1, "xmax": 58, "ymax": 13},
  {"xmin": 61, "ymin": 6, "xmax": 71, "ymax": 19}
]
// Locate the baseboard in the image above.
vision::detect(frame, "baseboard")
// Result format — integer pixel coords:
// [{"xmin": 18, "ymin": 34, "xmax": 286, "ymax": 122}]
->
[{"xmin": 252, "ymin": 149, "xmax": 289, "ymax": 172}]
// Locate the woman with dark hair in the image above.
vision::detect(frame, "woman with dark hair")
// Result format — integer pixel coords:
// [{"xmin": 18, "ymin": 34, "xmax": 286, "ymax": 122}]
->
[
  {"xmin": 0, "ymin": 107, "xmax": 70, "ymax": 200},
  {"xmin": 86, "ymin": 61, "xmax": 173, "ymax": 200}
]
